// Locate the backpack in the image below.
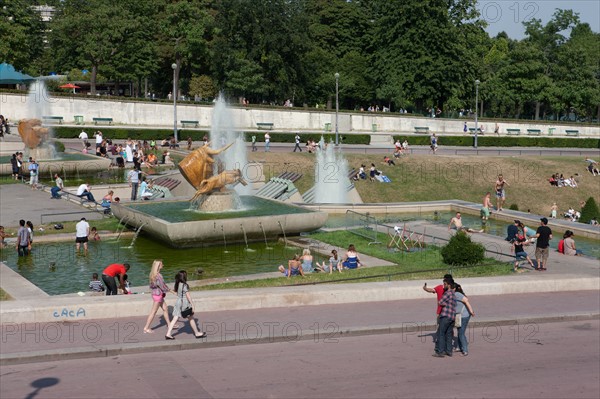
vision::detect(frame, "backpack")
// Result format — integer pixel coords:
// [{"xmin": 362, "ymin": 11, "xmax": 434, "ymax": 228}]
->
[{"xmin": 557, "ymin": 239, "xmax": 565, "ymax": 254}]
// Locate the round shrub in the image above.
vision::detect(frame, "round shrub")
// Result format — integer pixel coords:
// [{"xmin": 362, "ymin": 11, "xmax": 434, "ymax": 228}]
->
[
  {"xmin": 580, "ymin": 197, "xmax": 599, "ymax": 224},
  {"xmin": 509, "ymin": 203, "xmax": 519, "ymax": 211},
  {"xmin": 441, "ymin": 231, "xmax": 485, "ymax": 266}
]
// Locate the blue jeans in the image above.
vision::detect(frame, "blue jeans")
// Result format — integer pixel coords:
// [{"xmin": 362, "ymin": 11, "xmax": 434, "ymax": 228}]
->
[
  {"xmin": 79, "ymin": 191, "xmax": 95, "ymax": 202},
  {"xmin": 457, "ymin": 315, "xmax": 471, "ymax": 353},
  {"xmin": 51, "ymin": 186, "xmax": 61, "ymax": 198},
  {"xmin": 265, "ymin": 142, "xmax": 270, "ymax": 152},
  {"xmin": 131, "ymin": 182, "xmax": 139, "ymax": 200},
  {"xmin": 435, "ymin": 316, "xmax": 454, "ymax": 355}
]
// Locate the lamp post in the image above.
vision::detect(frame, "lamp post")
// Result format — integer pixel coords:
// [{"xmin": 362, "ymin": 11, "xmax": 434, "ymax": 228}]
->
[
  {"xmin": 474, "ymin": 79, "xmax": 480, "ymax": 149},
  {"xmin": 171, "ymin": 63, "xmax": 178, "ymax": 142},
  {"xmin": 335, "ymin": 72, "xmax": 339, "ymax": 146}
]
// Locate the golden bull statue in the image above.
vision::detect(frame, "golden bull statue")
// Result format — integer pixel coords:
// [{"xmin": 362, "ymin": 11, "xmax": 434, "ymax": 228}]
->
[
  {"xmin": 18, "ymin": 119, "xmax": 50, "ymax": 149},
  {"xmin": 178, "ymin": 142, "xmax": 247, "ymax": 201}
]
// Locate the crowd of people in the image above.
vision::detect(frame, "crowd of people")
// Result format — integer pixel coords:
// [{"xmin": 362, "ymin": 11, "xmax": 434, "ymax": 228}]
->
[
  {"xmin": 278, "ymin": 244, "xmax": 363, "ymax": 277},
  {"xmin": 548, "ymin": 173, "xmax": 579, "ymax": 188}
]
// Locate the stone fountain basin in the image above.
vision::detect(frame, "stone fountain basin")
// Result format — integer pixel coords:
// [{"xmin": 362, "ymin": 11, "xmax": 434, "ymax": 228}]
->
[{"xmin": 111, "ymin": 196, "xmax": 328, "ymax": 248}]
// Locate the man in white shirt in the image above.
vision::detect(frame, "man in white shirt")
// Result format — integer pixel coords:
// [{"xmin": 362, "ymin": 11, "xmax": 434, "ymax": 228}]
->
[
  {"xmin": 128, "ymin": 167, "xmax": 141, "ymax": 200},
  {"xmin": 94, "ymin": 131, "xmax": 103, "ymax": 148},
  {"xmin": 78, "ymin": 131, "xmax": 89, "ymax": 149},
  {"xmin": 75, "ymin": 217, "xmax": 90, "ymax": 254},
  {"xmin": 293, "ymin": 134, "xmax": 302, "ymax": 152},
  {"xmin": 77, "ymin": 183, "xmax": 95, "ymax": 202}
]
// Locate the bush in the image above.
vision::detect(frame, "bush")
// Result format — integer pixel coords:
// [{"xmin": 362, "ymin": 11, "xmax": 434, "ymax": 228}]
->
[
  {"xmin": 509, "ymin": 204, "xmax": 519, "ymax": 211},
  {"xmin": 441, "ymin": 231, "xmax": 485, "ymax": 266},
  {"xmin": 52, "ymin": 127, "xmax": 371, "ymax": 145},
  {"xmin": 52, "ymin": 140, "xmax": 65, "ymax": 153},
  {"xmin": 392, "ymin": 135, "xmax": 600, "ymax": 149},
  {"xmin": 580, "ymin": 197, "xmax": 599, "ymax": 224}
]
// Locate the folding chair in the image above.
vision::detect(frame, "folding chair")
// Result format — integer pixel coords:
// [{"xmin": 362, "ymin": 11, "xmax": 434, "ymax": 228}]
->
[{"xmin": 388, "ymin": 225, "xmax": 410, "ymax": 251}]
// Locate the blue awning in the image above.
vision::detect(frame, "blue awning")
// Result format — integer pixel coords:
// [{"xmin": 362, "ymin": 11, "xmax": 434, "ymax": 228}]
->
[{"xmin": 0, "ymin": 62, "xmax": 35, "ymax": 84}]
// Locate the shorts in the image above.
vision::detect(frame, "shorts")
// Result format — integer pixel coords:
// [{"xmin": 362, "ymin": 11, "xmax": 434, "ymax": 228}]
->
[
  {"xmin": 495, "ymin": 189, "xmax": 505, "ymax": 199},
  {"xmin": 30, "ymin": 174, "xmax": 38, "ymax": 185},
  {"xmin": 515, "ymin": 251, "xmax": 528, "ymax": 259},
  {"xmin": 480, "ymin": 207, "xmax": 490, "ymax": 217},
  {"xmin": 535, "ymin": 247, "xmax": 549, "ymax": 262},
  {"xmin": 290, "ymin": 268, "xmax": 300, "ymax": 276},
  {"xmin": 75, "ymin": 236, "xmax": 89, "ymax": 243},
  {"xmin": 152, "ymin": 294, "xmax": 164, "ymax": 303}
]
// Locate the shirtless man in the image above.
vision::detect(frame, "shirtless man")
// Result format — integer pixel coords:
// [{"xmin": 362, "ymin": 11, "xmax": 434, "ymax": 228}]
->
[
  {"xmin": 448, "ymin": 212, "xmax": 483, "ymax": 233},
  {"xmin": 494, "ymin": 174, "xmax": 509, "ymax": 211},
  {"xmin": 481, "ymin": 192, "xmax": 493, "ymax": 221}
]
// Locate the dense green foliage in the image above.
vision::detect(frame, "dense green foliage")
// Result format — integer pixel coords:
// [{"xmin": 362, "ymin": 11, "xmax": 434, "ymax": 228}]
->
[
  {"xmin": 52, "ymin": 127, "xmax": 371, "ymax": 144},
  {"xmin": 2, "ymin": 1, "xmax": 599, "ymax": 120},
  {"xmin": 441, "ymin": 231, "xmax": 485, "ymax": 266},
  {"xmin": 580, "ymin": 197, "xmax": 599, "ymax": 224}
]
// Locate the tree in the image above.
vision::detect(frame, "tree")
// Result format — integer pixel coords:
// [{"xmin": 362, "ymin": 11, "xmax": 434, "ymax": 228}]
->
[
  {"xmin": 50, "ymin": 0, "xmax": 134, "ymax": 94},
  {"xmin": 0, "ymin": 0, "xmax": 45, "ymax": 75},
  {"xmin": 189, "ymin": 74, "xmax": 217, "ymax": 100}
]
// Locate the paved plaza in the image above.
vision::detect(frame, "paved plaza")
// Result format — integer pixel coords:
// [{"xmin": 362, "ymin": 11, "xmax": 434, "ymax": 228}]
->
[{"xmin": 1, "ymin": 135, "xmax": 599, "ymax": 398}]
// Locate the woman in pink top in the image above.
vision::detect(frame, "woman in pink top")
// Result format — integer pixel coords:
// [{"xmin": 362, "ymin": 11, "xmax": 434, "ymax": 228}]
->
[{"xmin": 143, "ymin": 259, "xmax": 175, "ymax": 333}]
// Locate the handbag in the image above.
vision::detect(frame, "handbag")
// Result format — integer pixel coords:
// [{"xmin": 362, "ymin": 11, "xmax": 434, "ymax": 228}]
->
[
  {"xmin": 179, "ymin": 283, "xmax": 193, "ymax": 318},
  {"xmin": 181, "ymin": 306, "xmax": 193, "ymax": 318},
  {"xmin": 455, "ymin": 313, "xmax": 462, "ymax": 328}
]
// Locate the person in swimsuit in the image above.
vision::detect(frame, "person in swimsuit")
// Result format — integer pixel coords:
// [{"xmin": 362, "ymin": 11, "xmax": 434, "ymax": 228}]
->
[
  {"xmin": 448, "ymin": 212, "xmax": 483, "ymax": 233},
  {"xmin": 494, "ymin": 174, "xmax": 509, "ymax": 211},
  {"xmin": 287, "ymin": 254, "xmax": 305, "ymax": 278},
  {"xmin": 481, "ymin": 192, "xmax": 493, "ymax": 221},
  {"xmin": 300, "ymin": 248, "xmax": 314, "ymax": 273}
]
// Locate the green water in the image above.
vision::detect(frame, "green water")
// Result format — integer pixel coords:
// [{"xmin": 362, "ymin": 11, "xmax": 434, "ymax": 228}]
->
[
  {"xmin": 327, "ymin": 212, "xmax": 600, "ymax": 259},
  {"xmin": 0, "ymin": 235, "xmax": 299, "ymax": 295},
  {"xmin": 127, "ymin": 196, "xmax": 311, "ymax": 222}
]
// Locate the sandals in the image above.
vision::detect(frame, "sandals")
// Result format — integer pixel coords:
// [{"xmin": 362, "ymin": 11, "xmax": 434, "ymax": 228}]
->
[
  {"xmin": 165, "ymin": 335, "xmax": 175, "ymax": 340},
  {"xmin": 195, "ymin": 332, "xmax": 207, "ymax": 339},
  {"xmin": 143, "ymin": 328, "xmax": 153, "ymax": 334}
]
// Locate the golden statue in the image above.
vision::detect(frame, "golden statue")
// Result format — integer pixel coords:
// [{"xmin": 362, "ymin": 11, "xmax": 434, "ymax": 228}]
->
[
  {"xmin": 178, "ymin": 142, "xmax": 247, "ymax": 202},
  {"xmin": 18, "ymin": 119, "xmax": 50, "ymax": 149}
]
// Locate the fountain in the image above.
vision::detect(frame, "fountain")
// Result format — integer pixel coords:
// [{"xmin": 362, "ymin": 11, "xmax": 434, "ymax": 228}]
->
[
  {"xmin": 314, "ymin": 137, "xmax": 351, "ymax": 203},
  {"xmin": 17, "ymin": 81, "xmax": 56, "ymax": 160},
  {"xmin": 111, "ymin": 97, "xmax": 328, "ymax": 248}
]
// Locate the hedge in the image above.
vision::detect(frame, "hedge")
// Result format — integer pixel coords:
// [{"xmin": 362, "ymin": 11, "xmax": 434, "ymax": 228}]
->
[
  {"xmin": 392, "ymin": 135, "xmax": 600, "ymax": 149},
  {"xmin": 51, "ymin": 127, "xmax": 371, "ymax": 145}
]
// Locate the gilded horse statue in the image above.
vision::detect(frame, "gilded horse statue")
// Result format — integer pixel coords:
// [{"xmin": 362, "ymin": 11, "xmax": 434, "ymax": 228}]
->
[
  {"xmin": 18, "ymin": 119, "xmax": 50, "ymax": 149},
  {"xmin": 178, "ymin": 142, "xmax": 247, "ymax": 202}
]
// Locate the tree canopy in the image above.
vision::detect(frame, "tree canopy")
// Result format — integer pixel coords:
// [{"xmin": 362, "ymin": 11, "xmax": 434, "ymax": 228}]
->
[{"xmin": 2, "ymin": 0, "xmax": 598, "ymax": 120}]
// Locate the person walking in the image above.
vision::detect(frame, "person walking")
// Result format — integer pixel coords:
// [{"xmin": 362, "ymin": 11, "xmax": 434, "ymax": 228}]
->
[
  {"xmin": 102, "ymin": 263, "xmax": 131, "ymax": 295},
  {"xmin": 75, "ymin": 217, "xmax": 90, "ymax": 254},
  {"xmin": 293, "ymin": 133, "xmax": 302, "ymax": 152},
  {"xmin": 264, "ymin": 132, "xmax": 271, "ymax": 152},
  {"xmin": 534, "ymin": 217, "xmax": 552, "ymax": 271},
  {"xmin": 429, "ymin": 133, "xmax": 438, "ymax": 154},
  {"xmin": 165, "ymin": 270, "xmax": 206, "ymax": 340},
  {"xmin": 251, "ymin": 135, "xmax": 257, "ymax": 152},
  {"xmin": 143, "ymin": 260, "xmax": 176, "ymax": 334}
]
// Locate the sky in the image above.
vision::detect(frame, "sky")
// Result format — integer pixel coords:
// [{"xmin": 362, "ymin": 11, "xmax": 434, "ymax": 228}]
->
[{"xmin": 476, "ymin": 0, "xmax": 600, "ymax": 39}]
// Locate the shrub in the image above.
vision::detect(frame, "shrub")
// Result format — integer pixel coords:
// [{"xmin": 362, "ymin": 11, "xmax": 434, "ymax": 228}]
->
[
  {"xmin": 52, "ymin": 140, "xmax": 65, "ymax": 153},
  {"xmin": 441, "ymin": 231, "xmax": 485, "ymax": 266},
  {"xmin": 392, "ymin": 135, "xmax": 599, "ymax": 149},
  {"xmin": 580, "ymin": 197, "xmax": 599, "ymax": 224},
  {"xmin": 509, "ymin": 204, "xmax": 519, "ymax": 211}
]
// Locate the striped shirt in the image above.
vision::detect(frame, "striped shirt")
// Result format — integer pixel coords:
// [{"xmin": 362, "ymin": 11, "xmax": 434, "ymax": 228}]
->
[
  {"xmin": 439, "ymin": 289, "xmax": 456, "ymax": 320},
  {"xmin": 89, "ymin": 280, "xmax": 104, "ymax": 292}
]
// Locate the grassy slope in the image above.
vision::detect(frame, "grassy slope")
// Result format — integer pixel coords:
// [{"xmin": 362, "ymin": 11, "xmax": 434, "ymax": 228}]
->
[{"xmin": 249, "ymin": 152, "xmax": 600, "ymax": 216}]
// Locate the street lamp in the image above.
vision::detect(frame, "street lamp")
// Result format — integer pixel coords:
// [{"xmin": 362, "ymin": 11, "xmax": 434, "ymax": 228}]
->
[
  {"xmin": 335, "ymin": 72, "xmax": 339, "ymax": 146},
  {"xmin": 172, "ymin": 63, "xmax": 178, "ymax": 142},
  {"xmin": 474, "ymin": 79, "xmax": 480, "ymax": 149}
]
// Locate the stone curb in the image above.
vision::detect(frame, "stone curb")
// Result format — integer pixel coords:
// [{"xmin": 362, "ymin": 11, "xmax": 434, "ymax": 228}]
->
[{"xmin": 2, "ymin": 312, "xmax": 597, "ymax": 366}]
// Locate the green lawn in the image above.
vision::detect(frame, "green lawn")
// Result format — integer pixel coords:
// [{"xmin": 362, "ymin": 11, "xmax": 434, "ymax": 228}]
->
[
  {"xmin": 0, "ymin": 288, "xmax": 10, "ymax": 301},
  {"xmin": 2, "ymin": 217, "xmax": 121, "ymax": 235},
  {"xmin": 192, "ymin": 230, "xmax": 512, "ymax": 291}
]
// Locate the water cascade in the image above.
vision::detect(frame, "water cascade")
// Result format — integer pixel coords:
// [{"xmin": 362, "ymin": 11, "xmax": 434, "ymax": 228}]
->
[{"xmin": 314, "ymin": 137, "xmax": 350, "ymax": 203}]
